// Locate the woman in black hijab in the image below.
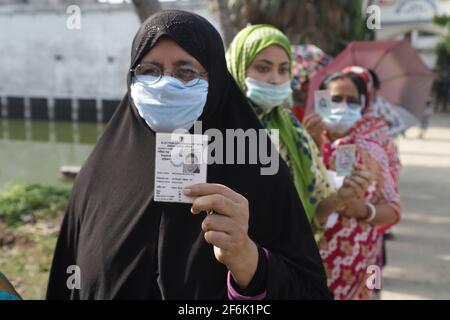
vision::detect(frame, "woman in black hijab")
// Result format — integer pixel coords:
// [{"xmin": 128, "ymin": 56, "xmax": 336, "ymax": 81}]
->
[{"xmin": 46, "ymin": 10, "xmax": 331, "ymax": 300}]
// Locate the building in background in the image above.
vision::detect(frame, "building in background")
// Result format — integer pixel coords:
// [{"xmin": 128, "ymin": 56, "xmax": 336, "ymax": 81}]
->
[
  {"xmin": 0, "ymin": 0, "xmax": 220, "ymax": 122},
  {"xmin": 374, "ymin": 0, "xmax": 449, "ymax": 69}
]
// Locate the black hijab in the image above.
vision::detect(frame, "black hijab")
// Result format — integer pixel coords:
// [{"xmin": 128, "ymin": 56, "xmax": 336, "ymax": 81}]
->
[{"xmin": 46, "ymin": 10, "xmax": 331, "ymax": 300}]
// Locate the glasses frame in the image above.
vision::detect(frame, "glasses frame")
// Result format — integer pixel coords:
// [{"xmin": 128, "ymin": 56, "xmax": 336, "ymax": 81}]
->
[{"xmin": 130, "ymin": 63, "xmax": 208, "ymax": 87}]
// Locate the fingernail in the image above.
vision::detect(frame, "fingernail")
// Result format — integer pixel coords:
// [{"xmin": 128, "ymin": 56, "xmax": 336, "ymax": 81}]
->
[
  {"xmin": 183, "ymin": 188, "xmax": 191, "ymax": 195},
  {"xmin": 190, "ymin": 207, "xmax": 195, "ymax": 214}
]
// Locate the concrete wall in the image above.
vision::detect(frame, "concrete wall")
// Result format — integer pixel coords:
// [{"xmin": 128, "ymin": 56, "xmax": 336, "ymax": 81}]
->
[{"xmin": 0, "ymin": 0, "xmax": 221, "ymax": 122}]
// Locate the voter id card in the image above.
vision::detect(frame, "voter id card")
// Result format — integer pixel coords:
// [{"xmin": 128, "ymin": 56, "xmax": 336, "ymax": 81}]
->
[
  {"xmin": 314, "ymin": 90, "xmax": 332, "ymax": 119},
  {"xmin": 335, "ymin": 144, "xmax": 356, "ymax": 177},
  {"xmin": 154, "ymin": 133, "xmax": 208, "ymax": 203}
]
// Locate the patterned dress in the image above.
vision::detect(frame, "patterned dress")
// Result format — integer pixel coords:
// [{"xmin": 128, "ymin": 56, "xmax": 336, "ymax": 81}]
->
[
  {"xmin": 256, "ymin": 104, "xmax": 334, "ymax": 221},
  {"xmin": 319, "ymin": 114, "xmax": 401, "ymax": 300}
]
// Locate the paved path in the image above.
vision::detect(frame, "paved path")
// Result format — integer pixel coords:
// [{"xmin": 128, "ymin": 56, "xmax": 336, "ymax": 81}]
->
[{"xmin": 382, "ymin": 113, "xmax": 450, "ymax": 300}]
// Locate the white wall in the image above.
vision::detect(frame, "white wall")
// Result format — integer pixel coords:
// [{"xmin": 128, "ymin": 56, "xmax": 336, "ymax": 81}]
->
[{"xmin": 0, "ymin": 1, "xmax": 221, "ymax": 101}]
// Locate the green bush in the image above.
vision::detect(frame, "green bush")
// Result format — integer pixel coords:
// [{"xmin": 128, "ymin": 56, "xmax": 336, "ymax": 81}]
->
[{"xmin": 0, "ymin": 183, "xmax": 70, "ymax": 227}]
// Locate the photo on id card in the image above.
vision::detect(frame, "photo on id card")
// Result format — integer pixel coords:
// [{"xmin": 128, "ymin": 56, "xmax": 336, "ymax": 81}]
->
[{"xmin": 154, "ymin": 133, "xmax": 208, "ymax": 203}]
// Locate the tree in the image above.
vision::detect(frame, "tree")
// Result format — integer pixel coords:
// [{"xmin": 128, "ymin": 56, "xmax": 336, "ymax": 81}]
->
[
  {"xmin": 433, "ymin": 14, "xmax": 450, "ymax": 65},
  {"xmin": 220, "ymin": 0, "xmax": 368, "ymax": 53},
  {"xmin": 214, "ymin": 0, "xmax": 237, "ymax": 46},
  {"xmin": 432, "ymin": 14, "xmax": 450, "ymax": 111},
  {"xmin": 132, "ymin": 0, "xmax": 162, "ymax": 23}
]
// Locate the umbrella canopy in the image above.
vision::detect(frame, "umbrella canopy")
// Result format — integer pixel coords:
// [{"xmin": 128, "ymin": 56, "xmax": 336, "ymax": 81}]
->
[
  {"xmin": 306, "ymin": 40, "xmax": 434, "ymax": 119},
  {"xmin": 394, "ymin": 106, "xmax": 420, "ymax": 131},
  {"xmin": 372, "ymin": 95, "xmax": 419, "ymax": 137},
  {"xmin": 291, "ymin": 44, "xmax": 331, "ymax": 90}
]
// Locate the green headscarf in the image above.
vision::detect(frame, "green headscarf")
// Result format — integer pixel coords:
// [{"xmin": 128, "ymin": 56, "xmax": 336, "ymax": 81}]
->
[
  {"xmin": 227, "ymin": 25, "xmax": 332, "ymax": 222},
  {"xmin": 227, "ymin": 24, "xmax": 292, "ymax": 91}
]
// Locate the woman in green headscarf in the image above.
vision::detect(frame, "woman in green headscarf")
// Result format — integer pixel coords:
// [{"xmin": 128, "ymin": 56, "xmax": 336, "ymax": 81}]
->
[{"xmin": 226, "ymin": 24, "xmax": 372, "ymax": 229}]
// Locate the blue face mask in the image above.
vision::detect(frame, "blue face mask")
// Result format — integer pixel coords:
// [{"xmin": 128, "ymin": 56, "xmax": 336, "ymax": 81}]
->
[
  {"xmin": 323, "ymin": 102, "xmax": 363, "ymax": 132},
  {"xmin": 244, "ymin": 77, "xmax": 292, "ymax": 110},
  {"xmin": 130, "ymin": 75, "xmax": 208, "ymax": 133}
]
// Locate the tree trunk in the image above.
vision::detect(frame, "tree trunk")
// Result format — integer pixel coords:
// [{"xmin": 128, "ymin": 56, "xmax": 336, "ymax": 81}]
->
[
  {"xmin": 215, "ymin": 0, "xmax": 236, "ymax": 47},
  {"xmin": 132, "ymin": 0, "xmax": 162, "ymax": 23}
]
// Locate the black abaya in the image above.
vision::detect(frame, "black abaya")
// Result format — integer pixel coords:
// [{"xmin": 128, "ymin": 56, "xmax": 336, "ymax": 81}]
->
[{"xmin": 46, "ymin": 10, "xmax": 331, "ymax": 300}]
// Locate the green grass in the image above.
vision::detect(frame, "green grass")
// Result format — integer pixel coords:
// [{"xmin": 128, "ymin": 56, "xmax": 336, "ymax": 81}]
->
[
  {"xmin": 0, "ymin": 182, "xmax": 70, "ymax": 227},
  {"xmin": 0, "ymin": 183, "xmax": 69, "ymax": 300}
]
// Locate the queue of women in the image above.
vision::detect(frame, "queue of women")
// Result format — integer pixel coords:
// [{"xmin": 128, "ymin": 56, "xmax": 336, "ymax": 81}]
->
[{"xmin": 1, "ymin": 10, "xmax": 402, "ymax": 300}]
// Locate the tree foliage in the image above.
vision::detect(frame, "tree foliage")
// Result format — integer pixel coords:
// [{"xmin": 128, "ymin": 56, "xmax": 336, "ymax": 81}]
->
[
  {"xmin": 221, "ymin": 0, "xmax": 369, "ymax": 53},
  {"xmin": 432, "ymin": 15, "xmax": 450, "ymax": 71}
]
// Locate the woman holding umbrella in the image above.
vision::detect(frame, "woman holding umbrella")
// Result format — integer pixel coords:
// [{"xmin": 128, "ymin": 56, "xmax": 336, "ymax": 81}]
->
[{"xmin": 304, "ymin": 66, "xmax": 402, "ymax": 299}]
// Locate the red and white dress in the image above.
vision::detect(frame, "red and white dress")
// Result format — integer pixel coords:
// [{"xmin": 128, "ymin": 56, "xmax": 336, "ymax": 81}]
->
[{"xmin": 319, "ymin": 114, "xmax": 401, "ymax": 300}]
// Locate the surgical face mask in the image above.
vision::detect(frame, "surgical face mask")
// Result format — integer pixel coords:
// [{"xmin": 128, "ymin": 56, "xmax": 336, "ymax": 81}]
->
[
  {"xmin": 244, "ymin": 77, "xmax": 292, "ymax": 110},
  {"xmin": 130, "ymin": 75, "xmax": 208, "ymax": 133},
  {"xmin": 323, "ymin": 101, "xmax": 363, "ymax": 132}
]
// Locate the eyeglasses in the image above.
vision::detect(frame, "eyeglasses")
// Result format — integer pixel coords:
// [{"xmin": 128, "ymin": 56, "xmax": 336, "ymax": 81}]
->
[
  {"xmin": 331, "ymin": 95, "xmax": 361, "ymax": 105},
  {"xmin": 130, "ymin": 62, "xmax": 208, "ymax": 87}
]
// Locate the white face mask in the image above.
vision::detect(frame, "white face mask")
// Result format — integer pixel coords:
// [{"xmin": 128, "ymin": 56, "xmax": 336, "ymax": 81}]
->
[
  {"xmin": 130, "ymin": 75, "xmax": 208, "ymax": 133},
  {"xmin": 244, "ymin": 77, "xmax": 292, "ymax": 110},
  {"xmin": 323, "ymin": 101, "xmax": 363, "ymax": 132}
]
